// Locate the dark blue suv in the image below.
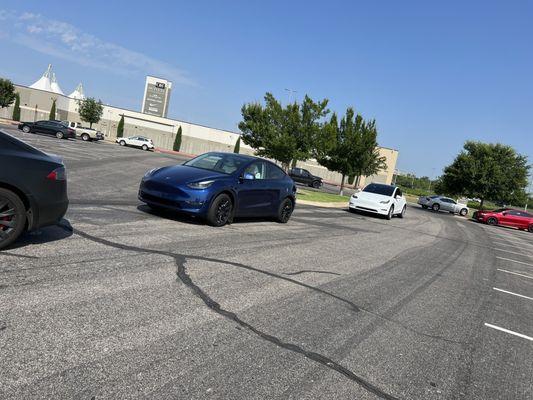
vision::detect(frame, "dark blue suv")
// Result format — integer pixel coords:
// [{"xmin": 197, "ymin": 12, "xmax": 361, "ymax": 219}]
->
[{"xmin": 139, "ymin": 152, "xmax": 296, "ymax": 226}]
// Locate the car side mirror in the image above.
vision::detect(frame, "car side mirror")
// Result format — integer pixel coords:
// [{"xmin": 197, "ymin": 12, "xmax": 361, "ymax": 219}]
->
[
  {"xmin": 502, "ymin": 212, "xmax": 507, "ymax": 216},
  {"xmin": 242, "ymin": 173, "xmax": 255, "ymax": 181}
]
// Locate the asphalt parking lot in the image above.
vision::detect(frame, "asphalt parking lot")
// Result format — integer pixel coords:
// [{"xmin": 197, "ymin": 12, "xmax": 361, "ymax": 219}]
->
[{"xmin": 1, "ymin": 125, "xmax": 532, "ymax": 400}]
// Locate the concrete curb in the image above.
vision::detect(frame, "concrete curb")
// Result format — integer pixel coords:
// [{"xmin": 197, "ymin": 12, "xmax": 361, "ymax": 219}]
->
[
  {"xmin": 297, "ymin": 199, "xmax": 348, "ymax": 208},
  {"xmin": 155, "ymin": 148, "xmax": 196, "ymax": 158}
]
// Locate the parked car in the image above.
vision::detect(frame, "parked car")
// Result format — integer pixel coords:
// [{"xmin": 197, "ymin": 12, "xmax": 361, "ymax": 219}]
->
[
  {"xmin": 139, "ymin": 152, "xmax": 297, "ymax": 226},
  {"xmin": 349, "ymin": 183, "xmax": 406, "ymax": 219},
  {"xmin": 0, "ymin": 130, "xmax": 69, "ymax": 249},
  {"xmin": 18, "ymin": 120, "xmax": 76, "ymax": 139},
  {"xmin": 473, "ymin": 208, "xmax": 533, "ymax": 232},
  {"xmin": 64, "ymin": 121, "xmax": 104, "ymax": 141},
  {"xmin": 289, "ymin": 168, "xmax": 323, "ymax": 188},
  {"xmin": 116, "ymin": 136, "xmax": 154, "ymax": 151},
  {"xmin": 418, "ymin": 195, "xmax": 469, "ymax": 216}
]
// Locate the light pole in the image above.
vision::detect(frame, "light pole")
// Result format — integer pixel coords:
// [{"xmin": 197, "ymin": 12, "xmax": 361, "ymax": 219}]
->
[
  {"xmin": 525, "ymin": 177, "xmax": 533, "ymax": 211},
  {"xmin": 428, "ymin": 168, "xmax": 436, "ymax": 192}
]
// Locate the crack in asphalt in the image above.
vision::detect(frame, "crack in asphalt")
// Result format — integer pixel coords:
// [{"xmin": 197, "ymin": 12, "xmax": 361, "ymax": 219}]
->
[
  {"xmin": 284, "ymin": 270, "xmax": 342, "ymax": 276},
  {"xmin": 70, "ymin": 227, "xmax": 400, "ymax": 400}
]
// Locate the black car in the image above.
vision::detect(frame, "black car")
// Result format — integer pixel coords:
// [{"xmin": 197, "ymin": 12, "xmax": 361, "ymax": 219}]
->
[
  {"xmin": 288, "ymin": 167, "xmax": 323, "ymax": 188},
  {"xmin": 0, "ymin": 130, "xmax": 69, "ymax": 249},
  {"xmin": 18, "ymin": 120, "xmax": 76, "ymax": 139}
]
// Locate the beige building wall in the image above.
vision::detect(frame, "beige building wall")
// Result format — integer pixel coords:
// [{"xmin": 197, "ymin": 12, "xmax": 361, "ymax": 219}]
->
[{"xmin": 1, "ymin": 84, "xmax": 398, "ymax": 186}]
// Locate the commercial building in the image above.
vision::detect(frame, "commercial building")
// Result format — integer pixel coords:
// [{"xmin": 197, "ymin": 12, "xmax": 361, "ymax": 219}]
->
[{"xmin": 1, "ymin": 66, "xmax": 398, "ymax": 187}]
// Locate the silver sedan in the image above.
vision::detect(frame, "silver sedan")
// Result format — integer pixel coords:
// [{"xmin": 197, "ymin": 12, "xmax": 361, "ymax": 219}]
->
[{"xmin": 418, "ymin": 195, "xmax": 469, "ymax": 216}]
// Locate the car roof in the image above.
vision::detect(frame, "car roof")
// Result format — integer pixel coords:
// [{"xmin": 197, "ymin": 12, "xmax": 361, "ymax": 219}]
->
[
  {"xmin": 366, "ymin": 183, "xmax": 397, "ymax": 189},
  {"xmin": 0, "ymin": 130, "xmax": 47, "ymax": 156}
]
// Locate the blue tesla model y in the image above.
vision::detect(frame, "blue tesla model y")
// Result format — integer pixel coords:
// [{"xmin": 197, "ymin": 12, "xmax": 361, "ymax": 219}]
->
[{"xmin": 139, "ymin": 152, "xmax": 297, "ymax": 226}]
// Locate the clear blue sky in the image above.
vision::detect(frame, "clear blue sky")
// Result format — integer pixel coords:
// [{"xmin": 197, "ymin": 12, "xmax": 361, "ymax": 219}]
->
[{"xmin": 1, "ymin": 1, "xmax": 531, "ymax": 178}]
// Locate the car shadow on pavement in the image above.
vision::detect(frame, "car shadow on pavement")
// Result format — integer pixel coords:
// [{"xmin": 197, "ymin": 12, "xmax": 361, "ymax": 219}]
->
[
  {"xmin": 4, "ymin": 219, "xmax": 74, "ymax": 250},
  {"xmin": 137, "ymin": 204, "xmax": 278, "ymax": 226}
]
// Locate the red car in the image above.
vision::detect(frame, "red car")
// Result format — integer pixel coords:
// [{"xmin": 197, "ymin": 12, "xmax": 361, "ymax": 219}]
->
[{"xmin": 473, "ymin": 208, "xmax": 533, "ymax": 232}]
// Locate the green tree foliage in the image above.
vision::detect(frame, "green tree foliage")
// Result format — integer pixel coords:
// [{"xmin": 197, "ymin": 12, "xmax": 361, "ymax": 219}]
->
[
  {"xmin": 78, "ymin": 97, "xmax": 103, "ymax": 128},
  {"xmin": 0, "ymin": 78, "xmax": 16, "ymax": 109},
  {"xmin": 12, "ymin": 93, "xmax": 20, "ymax": 121},
  {"xmin": 49, "ymin": 99, "xmax": 56, "ymax": 120},
  {"xmin": 233, "ymin": 136, "xmax": 241, "ymax": 153},
  {"xmin": 117, "ymin": 115, "xmax": 124, "ymax": 138},
  {"xmin": 314, "ymin": 108, "xmax": 386, "ymax": 195},
  {"xmin": 173, "ymin": 126, "xmax": 182, "ymax": 152},
  {"xmin": 435, "ymin": 141, "xmax": 530, "ymax": 209},
  {"xmin": 239, "ymin": 92, "xmax": 329, "ymax": 170}
]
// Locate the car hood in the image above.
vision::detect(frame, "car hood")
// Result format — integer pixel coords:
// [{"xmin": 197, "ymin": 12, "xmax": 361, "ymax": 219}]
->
[
  {"xmin": 149, "ymin": 165, "xmax": 228, "ymax": 183},
  {"xmin": 353, "ymin": 191, "xmax": 392, "ymax": 203}
]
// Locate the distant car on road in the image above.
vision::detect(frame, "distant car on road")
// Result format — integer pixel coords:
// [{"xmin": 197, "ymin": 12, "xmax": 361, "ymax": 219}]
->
[
  {"xmin": 349, "ymin": 183, "xmax": 406, "ymax": 219},
  {"xmin": 418, "ymin": 195, "xmax": 469, "ymax": 216},
  {"xmin": 116, "ymin": 136, "xmax": 154, "ymax": 151},
  {"xmin": 473, "ymin": 208, "xmax": 533, "ymax": 232},
  {"xmin": 0, "ymin": 130, "xmax": 69, "ymax": 249},
  {"xmin": 18, "ymin": 120, "xmax": 76, "ymax": 140},
  {"xmin": 288, "ymin": 168, "xmax": 323, "ymax": 188},
  {"xmin": 139, "ymin": 152, "xmax": 297, "ymax": 226},
  {"xmin": 64, "ymin": 121, "xmax": 104, "ymax": 142}
]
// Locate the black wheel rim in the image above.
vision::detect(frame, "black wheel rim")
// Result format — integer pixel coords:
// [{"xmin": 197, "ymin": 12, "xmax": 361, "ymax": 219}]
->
[
  {"xmin": 215, "ymin": 199, "xmax": 231, "ymax": 225},
  {"xmin": 281, "ymin": 200, "xmax": 293, "ymax": 222},
  {"xmin": 0, "ymin": 196, "xmax": 18, "ymax": 242}
]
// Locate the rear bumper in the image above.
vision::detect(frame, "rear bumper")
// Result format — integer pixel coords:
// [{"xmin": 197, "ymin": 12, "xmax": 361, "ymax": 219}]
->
[{"xmin": 27, "ymin": 192, "xmax": 69, "ymax": 231}]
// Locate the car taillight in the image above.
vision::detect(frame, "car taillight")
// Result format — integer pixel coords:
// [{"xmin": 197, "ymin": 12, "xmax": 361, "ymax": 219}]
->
[{"xmin": 46, "ymin": 166, "xmax": 66, "ymax": 181}]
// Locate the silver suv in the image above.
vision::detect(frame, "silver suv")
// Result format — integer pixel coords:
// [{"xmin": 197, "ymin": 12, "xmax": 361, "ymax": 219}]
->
[{"xmin": 418, "ymin": 195, "xmax": 469, "ymax": 216}]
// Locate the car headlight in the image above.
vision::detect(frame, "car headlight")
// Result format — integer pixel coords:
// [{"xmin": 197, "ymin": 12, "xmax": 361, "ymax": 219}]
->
[
  {"xmin": 187, "ymin": 180, "xmax": 215, "ymax": 189},
  {"xmin": 380, "ymin": 200, "xmax": 390, "ymax": 204},
  {"xmin": 144, "ymin": 168, "xmax": 159, "ymax": 178}
]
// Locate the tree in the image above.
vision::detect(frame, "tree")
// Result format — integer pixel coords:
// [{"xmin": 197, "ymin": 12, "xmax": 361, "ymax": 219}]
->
[
  {"xmin": 0, "ymin": 78, "xmax": 16, "ymax": 109},
  {"xmin": 12, "ymin": 93, "xmax": 20, "ymax": 121},
  {"xmin": 314, "ymin": 108, "xmax": 386, "ymax": 195},
  {"xmin": 117, "ymin": 115, "xmax": 124, "ymax": 138},
  {"xmin": 78, "ymin": 97, "xmax": 103, "ymax": 128},
  {"xmin": 173, "ymin": 126, "xmax": 182, "ymax": 152},
  {"xmin": 239, "ymin": 92, "xmax": 328, "ymax": 170},
  {"xmin": 49, "ymin": 99, "xmax": 56, "ymax": 120},
  {"xmin": 233, "ymin": 136, "xmax": 241, "ymax": 153},
  {"xmin": 435, "ymin": 141, "xmax": 530, "ymax": 209}
]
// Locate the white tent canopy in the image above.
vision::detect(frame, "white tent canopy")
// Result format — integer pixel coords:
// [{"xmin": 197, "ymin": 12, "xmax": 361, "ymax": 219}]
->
[
  {"xmin": 50, "ymin": 72, "xmax": 64, "ymax": 95},
  {"xmin": 68, "ymin": 83, "xmax": 85, "ymax": 100},
  {"xmin": 30, "ymin": 64, "xmax": 53, "ymax": 92}
]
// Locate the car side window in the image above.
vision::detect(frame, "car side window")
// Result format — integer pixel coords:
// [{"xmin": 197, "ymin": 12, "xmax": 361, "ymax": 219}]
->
[
  {"xmin": 244, "ymin": 162, "xmax": 267, "ymax": 180},
  {"xmin": 396, "ymin": 188, "xmax": 402, "ymax": 197},
  {"xmin": 507, "ymin": 210, "xmax": 520, "ymax": 216},
  {"xmin": 266, "ymin": 163, "xmax": 286, "ymax": 180}
]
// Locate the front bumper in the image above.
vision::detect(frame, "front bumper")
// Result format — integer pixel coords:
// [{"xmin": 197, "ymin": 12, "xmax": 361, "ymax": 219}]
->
[
  {"xmin": 138, "ymin": 179, "xmax": 210, "ymax": 215},
  {"xmin": 349, "ymin": 199, "xmax": 390, "ymax": 215}
]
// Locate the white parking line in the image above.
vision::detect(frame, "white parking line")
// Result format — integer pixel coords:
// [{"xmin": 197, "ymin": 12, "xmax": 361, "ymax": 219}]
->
[
  {"xmin": 497, "ymin": 256, "xmax": 533, "ymax": 267},
  {"xmin": 494, "ymin": 248, "xmax": 532, "ymax": 258},
  {"xmin": 484, "ymin": 323, "xmax": 533, "ymax": 341},
  {"xmin": 497, "ymin": 269, "xmax": 533, "ymax": 280},
  {"xmin": 493, "ymin": 287, "xmax": 533, "ymax": 301},
  {"xmin": 492, "ymin": 240, "xmax": 533, "ymax": 250}
]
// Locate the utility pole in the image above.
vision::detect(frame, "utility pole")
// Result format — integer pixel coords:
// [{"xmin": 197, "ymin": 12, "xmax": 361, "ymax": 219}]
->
[{"xmin": 284, "ymin": 88, "xmax": 297, "ymax": 104}]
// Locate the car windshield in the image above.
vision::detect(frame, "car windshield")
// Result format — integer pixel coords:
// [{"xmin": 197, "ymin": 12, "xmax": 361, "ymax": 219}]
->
[
  {"xmin": 363, "ymin": 183, "xmax": 395, "ymax": 196},
  {"xmin": 184, "ymin": 153, "xmax": 248, "ymax": 175}
]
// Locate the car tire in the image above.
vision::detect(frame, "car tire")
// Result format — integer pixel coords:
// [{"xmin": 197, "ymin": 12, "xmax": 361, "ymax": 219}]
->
[
  {"xmin": 528, "ymin": 224, "xmax": 533, "ymax": 233},
  {"xmin": 312, "ymin": 180, "xmax": 321, "ymax": 189},
  {"xmin": 119, "ymin": 140, "xmax": 126, "ymax": 146},
  {"xmin": 432, "ymin": 203, "xmax": 440, "ymax": 212},
  {"xmin": 459, "ymin": 208, "xmax": 468, "ymax": 217},
  {"xmin": 56, "ymin": 131, "xmax": 64, "ymax": 139},
  {"xmin": 206, "ymin": 193, "xmax": 233, "ymax": 227},
  {"xmin": 277, "ymin": 197, "xmax": 294, "ymax": 223},
  {"xmin": 0, "ymin": 188, "xmax": 27, "ymax": 250},
  {"xmin": 487, "ymin": 217, "xmax": 498, "ymax": 226},
  {"xmin": 399, "ymin": 205, "xmax": 406, "ymax": 218},
  {"xmin": 81, "ymin": 133, "xmax": 90, "ymax": 141},
  {"xmin": 386, "ymin": 205, "xmax": 394, "ymax": 220},
  {"xmin": 142, "ymin": 144, "xmax": 148, "ymax": 151},
  {"xmin": 22, "ymin": 125, "xmax": 31, "ymax": 133}
]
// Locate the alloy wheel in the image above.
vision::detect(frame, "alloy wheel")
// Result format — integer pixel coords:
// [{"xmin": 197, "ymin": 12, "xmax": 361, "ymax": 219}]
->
[
  {"xmin": 280, "ymin": 199, "xmax": 294, "ymax": 222},
  {"xmin": 215, "ymin": 199, "xmax": 232, "ymax": 225},
  {"xmin": 0, "ymin": 197, "xmax": 18, "ymax": 244}
]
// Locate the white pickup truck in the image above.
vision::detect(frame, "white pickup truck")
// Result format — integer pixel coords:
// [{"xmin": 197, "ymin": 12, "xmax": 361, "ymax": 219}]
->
[{"xmin": 64, "ymin": 121, "xmax": 104, "ymax": 142}]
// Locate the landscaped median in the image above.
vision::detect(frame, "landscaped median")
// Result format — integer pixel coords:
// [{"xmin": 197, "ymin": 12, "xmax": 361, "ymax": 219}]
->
[{"xmin": 296, "ymin": 189, "xmax": 350, "ymax": 208}]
